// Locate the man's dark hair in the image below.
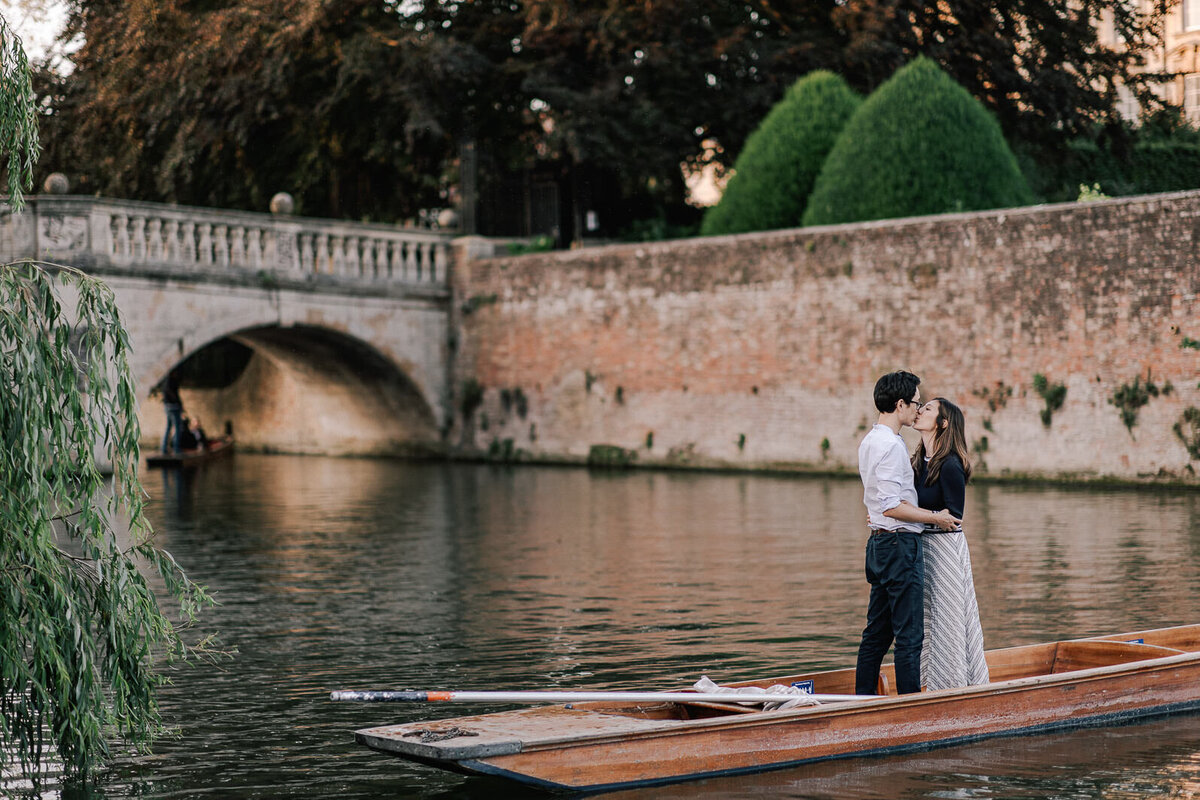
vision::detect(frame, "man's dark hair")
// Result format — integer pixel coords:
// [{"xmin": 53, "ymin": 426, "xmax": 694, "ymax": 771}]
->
[{"xmin": 874, "ymin": 371, "xmax": 921, "ymax": 414}]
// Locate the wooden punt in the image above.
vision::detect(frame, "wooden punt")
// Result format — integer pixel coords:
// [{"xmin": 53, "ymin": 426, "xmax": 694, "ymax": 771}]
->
[
  {"xmin": 351, "ymin": 624, "xmax": 1200, "ymax": 793},
  {"xmin": 145, "ymin": 436, "xmax": 234, "ymax": 468}
]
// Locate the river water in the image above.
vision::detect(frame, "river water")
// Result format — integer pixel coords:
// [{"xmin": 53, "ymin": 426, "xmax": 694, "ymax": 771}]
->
[{"xmin": 74, "ymin": 455, "xmax": 1200, "ymax": 797}]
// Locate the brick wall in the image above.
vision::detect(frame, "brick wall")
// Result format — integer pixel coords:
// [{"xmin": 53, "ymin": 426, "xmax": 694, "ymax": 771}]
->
[{"xmin": 452, "ymin": 192, "xmax": 1200, "ymax": 482}]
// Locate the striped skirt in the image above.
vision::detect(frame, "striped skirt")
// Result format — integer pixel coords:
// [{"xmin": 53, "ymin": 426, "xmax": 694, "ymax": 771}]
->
[{"xmin": 921, "ymin": 530, "xmax": 989, "ymax": 691}]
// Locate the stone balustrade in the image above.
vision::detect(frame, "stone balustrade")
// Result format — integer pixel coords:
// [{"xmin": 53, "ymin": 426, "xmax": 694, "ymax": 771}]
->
[{"xmin": 0, "ymin": 195, "xmax": 454, "ymax": 289}]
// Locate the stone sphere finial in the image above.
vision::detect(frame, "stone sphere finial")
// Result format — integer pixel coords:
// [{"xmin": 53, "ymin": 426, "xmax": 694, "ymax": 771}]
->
[
  {"xmin": 436, "ymin": 208, "xmax": 459, "ymax": 229},
  {"xmin": 44, "ymin": 173, "xmax": 70, "ymax": 195},
  {"xmin": 269, "ymin": 192, "xmax": 295, "ymax": 215}
]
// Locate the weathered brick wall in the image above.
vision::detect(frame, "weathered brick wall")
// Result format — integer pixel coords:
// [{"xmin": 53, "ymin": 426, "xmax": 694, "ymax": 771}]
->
[{"xmin": 452, "ymin": 192, "xmax": 1200, "ymax": 482}]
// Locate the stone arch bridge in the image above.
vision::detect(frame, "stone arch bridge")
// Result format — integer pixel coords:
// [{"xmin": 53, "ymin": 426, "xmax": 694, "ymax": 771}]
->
[{"xmin": 1, "ymin": 195, "xmax": 457, "ymax": 456}]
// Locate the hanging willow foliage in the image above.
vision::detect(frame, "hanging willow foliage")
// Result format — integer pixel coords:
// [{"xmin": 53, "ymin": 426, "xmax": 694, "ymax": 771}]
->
[
  {"xmin": 0, "ymin": 260, "xmax": 214, "ymax": 786},
  {"xmin": 0, "ymin": 12, "xmax": 38, "ymax": 209}
]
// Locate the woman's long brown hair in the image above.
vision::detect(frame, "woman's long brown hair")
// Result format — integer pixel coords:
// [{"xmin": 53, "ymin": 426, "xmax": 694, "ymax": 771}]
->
[{"xmin": 912, "ymin": 397, "xmax": 973, "ymax": 485}]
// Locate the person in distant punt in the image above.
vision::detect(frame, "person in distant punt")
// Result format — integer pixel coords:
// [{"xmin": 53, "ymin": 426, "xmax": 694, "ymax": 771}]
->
[
  {"xmin": 178, "ymin": 416, "xmax": 199, "ymax": 451},
  {"xmin": 189, "ymin": 417, "xmax": 209, "ymax": 450},
  {"xmin": 156, "ymin": 368, "xmax": 184, "ymax": 454},
  {"xmin": 855, "ymin": 371, "xmax": 960, "ymax": 696},
  {"xmin": 912, "ymin": 397, "xmax": 989, "ymax": 691}
]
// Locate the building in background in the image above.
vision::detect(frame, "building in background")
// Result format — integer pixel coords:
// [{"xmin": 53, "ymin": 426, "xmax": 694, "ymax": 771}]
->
[{"xmin": 1101, "ymin": 0, "xmax": 1200, "ymax": 122}]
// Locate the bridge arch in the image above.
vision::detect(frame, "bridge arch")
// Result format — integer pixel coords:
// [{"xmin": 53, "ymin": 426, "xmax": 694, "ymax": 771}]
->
[{"xmin": 147, "ymin": 324, "xmax": 442, "ymax": 457}]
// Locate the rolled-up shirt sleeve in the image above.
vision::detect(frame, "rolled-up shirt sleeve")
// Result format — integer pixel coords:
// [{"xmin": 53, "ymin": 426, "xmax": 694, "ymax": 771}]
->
[
  {"xmin": 875, "ymin": 442, "xmax": 911, "ymax": 512},
  {"xmin": 859, "ymin": 425, "xmax": 921, "ymax": 531}
]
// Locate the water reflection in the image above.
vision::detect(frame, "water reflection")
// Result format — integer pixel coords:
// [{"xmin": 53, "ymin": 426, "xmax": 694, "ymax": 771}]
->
[{"xmin": 76, "ymin": 457, "xmax": 1200, "ymax": 798}]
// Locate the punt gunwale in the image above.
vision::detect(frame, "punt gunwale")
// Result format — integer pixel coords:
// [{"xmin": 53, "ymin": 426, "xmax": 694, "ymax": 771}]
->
[{"xmin": 353, "ymin": 624, "xmax": 1200, "ymax": 791}]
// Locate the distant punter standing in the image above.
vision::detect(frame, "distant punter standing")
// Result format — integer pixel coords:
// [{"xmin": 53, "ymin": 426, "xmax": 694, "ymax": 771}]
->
[{"xmin": 855, "ymin": 371, "xmax": 959, "ymax": 695}]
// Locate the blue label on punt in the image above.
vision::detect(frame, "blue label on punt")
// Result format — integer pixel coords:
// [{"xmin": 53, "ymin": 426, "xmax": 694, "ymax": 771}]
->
[
  {"xmin": 1127, "ymin": 638, "xmax": 1145, "ymax": 644},
  {"xmin": 790, "ymin": 680, "xmax": 814, "ymax": 694}
]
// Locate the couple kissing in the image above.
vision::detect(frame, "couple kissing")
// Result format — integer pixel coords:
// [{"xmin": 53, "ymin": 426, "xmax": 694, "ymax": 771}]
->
[{"xmin": 854, "ymin": 370, "xmax": 989, "ymax": 696}]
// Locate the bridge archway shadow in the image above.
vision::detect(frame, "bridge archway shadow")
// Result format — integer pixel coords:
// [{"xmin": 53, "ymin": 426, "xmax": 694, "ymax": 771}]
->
[{"xmin": 162, "ymin": 325, "xmax": 442, "ymax": 458}]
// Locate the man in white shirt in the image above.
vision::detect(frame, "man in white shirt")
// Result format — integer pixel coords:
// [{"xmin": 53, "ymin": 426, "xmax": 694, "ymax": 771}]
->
[{"xmin": 855, "ymin": 371, "xmax": 959, "ymax": 695}]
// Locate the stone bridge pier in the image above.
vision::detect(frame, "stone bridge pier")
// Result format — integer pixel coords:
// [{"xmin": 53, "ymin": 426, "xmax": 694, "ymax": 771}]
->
[{"xmin": 2, "ymin": 195, "xmax": 456, "ymax": 457}]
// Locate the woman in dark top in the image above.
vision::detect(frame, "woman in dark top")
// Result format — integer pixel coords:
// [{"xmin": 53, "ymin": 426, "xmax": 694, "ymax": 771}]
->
[{"xmin": 911, "ymin": 398, "xmax": 989, "ymax": 691}]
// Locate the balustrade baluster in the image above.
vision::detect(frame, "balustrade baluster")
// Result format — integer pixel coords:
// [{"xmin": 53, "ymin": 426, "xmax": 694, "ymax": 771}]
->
[
  {"xmin": 345, "ymin": 236, "xmax": 362, "ymax": 277},
  {"xmin": 213, "ymin": 225, "xmax": 229, "ymax": 266},
  {"xmin": 404, "ymin": 241, "xmax": 418, "ymax": 281},
  {"xmin": 361, "ymin": 238, "xmax": 376, "ymax": 278},
  {"xmin": 146, "ymin": 219, "xmax": 163, "ymax": 262},
  {"xmin": 179, "ymin": 222, "xmax": 197, "ymax": 263},
  {"xmin": 300, "ymin": 234, "xmax": 315, "ymax": 273},
  {"xmin": 369, "ymin": 241, "xmax": 384, "ymax": 278},
  {"xmin": 130, "ymin": 217, "xmax": 146, "ymax": 262},
  {"xmin": 330, "ymin": 236, "xmax": 343, "ymax": 276},
  {"xmin": 197, "ymin": 224, "xmax": 214, "ymax": 265},
  {"xmin": 328, "ymin": 235, "xmax": 343, "ymax": 275},
  {"xmin": 393, "ymin": 242, "xmax": 405, "ymax": 280},
  {"xmin": 384, "ymin": 242, "xmax": 397, "ymax": 279},
  {"xmin": 231, "ymin": 226, "xmax": 247, "ymax": 266},
  {"xmin": 163, "ymin": 220, "xmax": 179, "ymax": 263},
  {"xmin": 112, "ymin": 214, "xmax": 130, "ymax": 262}
]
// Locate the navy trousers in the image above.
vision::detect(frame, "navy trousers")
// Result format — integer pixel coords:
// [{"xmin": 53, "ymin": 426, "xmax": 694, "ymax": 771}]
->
[
  {"xmin": 854, "ymin": 530, "xmax": 925, "ymax": 695},
  {"xmin": 162, "ymin": 402, "xmax": 184, "ymax": 454}
]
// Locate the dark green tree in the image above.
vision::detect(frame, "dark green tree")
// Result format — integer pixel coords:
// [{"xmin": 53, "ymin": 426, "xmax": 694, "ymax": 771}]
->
[
  {"xmin": 34, "ymin": 0, "xmax": 844, "ymax": 228},
  {"xmin": 831, "ymin": 0, "xmax": 1169, "ymax": 148},
  {"xmin": 36, "ymin": 0, "xmax": 462, "ymax": 220},
  {"xmin": 803, "ymin": 57, "xmax": 1033, "ymax": 226},
  {"xmin": 31, "ymin": 0, "xmax": 1174, "ymax": 229},
  {"xmin": 507, "ymin": 0, "xmax": 844, "ymax": 231},
  {"xmin": 701, "ymin": 71, "xmax": 860, "ymax": 236}
]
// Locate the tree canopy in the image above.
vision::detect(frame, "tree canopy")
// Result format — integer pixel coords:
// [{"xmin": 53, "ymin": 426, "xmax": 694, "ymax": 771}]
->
[
  {"xmin": 36, "ymin": 0, "xmax": 841, "ymax": 223},
  {"xmin": 701, "ymin": 70, "xmax": 860, "ymax": 236},
  {"xmin": 803, "ymin": 57, "xmax": 1033, "ymax": 226},
  {"xmin": 36, "ymin": 0, "xmax": 456, "ymax": 220},
  {"xmin": 32, "ymin": 0, "xmax": 1173, "ymax": 228},
  {"xmin": 834, "ymin": 0, "xmax": 1170, "ymax": 148}
]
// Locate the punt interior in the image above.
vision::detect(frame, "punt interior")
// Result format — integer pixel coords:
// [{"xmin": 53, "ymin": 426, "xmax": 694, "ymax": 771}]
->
[{"xmin": 576, "ymin": 624, "xmax": 1200, "ymax": 722}]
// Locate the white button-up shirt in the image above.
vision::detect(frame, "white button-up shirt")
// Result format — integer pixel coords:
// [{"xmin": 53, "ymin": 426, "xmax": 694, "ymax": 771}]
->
[{"xmin": 858, "ymin": 423, "xmax": 922, "ymax": 533}]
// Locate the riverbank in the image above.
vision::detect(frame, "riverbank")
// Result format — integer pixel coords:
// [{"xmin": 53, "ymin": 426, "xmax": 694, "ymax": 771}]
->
[{"xmin": 208, "ymin": 442, "xmax": 1200, "ymax": 490}]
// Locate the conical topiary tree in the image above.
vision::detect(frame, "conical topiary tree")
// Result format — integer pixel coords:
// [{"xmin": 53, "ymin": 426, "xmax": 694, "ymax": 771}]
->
[
  {"xmin": 802, "ymin": 57, "xmax": 1033, "ymax": 227},
  {"xmin": 701, "ymin": 71, "xmax": 861, "ymax": 236}
]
